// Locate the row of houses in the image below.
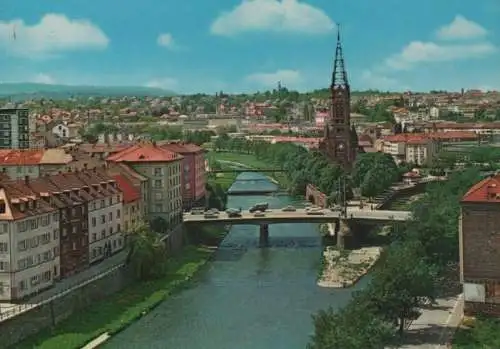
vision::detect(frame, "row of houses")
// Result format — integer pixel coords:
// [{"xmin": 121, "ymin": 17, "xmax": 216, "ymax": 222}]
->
[{"xmin": 0, "ymin": 141, "xmax": 206, "ymax": 301}]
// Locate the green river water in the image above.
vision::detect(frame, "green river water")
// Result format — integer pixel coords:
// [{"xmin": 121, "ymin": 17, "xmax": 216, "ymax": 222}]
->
[{"xmin": 103, "ymin": 173, "xmax": 368, "ymax": 349}]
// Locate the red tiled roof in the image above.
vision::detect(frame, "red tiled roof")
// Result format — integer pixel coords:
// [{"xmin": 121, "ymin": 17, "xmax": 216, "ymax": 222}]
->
[
  {"xmin": 0, "ymin": 150, "xmax": 45, "ymax": 165},
  {"xmin": 113, "ymin": 175, "xmax": 140, "ymax": 203},
  {"xmin": 106, "ymin": 143, "xmax": 182, "ymax": 163},
  {"xmin": 462, "ymin": 175, "xmax": 500, "ymax": 203}
]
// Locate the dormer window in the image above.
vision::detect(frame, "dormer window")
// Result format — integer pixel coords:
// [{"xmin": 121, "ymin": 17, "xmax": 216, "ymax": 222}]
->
[
  {"xmin": 28, "ymin": 201, "xmax": 33, "ymax": 209},
  {"xmin": 19, "ymin": 203, "xmax": 25, "ymax": 212}
]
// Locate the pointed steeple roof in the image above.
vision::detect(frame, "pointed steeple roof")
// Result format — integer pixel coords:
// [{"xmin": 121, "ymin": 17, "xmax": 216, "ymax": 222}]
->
[{"xmin": 331, "ymin": 24, "xmax": 349, "ymax": 90}]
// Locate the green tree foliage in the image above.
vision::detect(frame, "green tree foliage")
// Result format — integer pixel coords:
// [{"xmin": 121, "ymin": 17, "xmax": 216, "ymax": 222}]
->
[
  {"xmin": 309, "ymin": 169, "xmax": 483, "ymax": 348},
  {"xmin": 126, "ymin": 222, "xmax": 168, "ymax": 281},
  {"xmin": 213, "ymin": 135, "xmax": 345, "ymax": 196},
  {"xmin": 353, "ymin": 153, "xmax": 399, "ymax": 198},
  {"xmin": 309, "ymin": 293, "xmax": 394, "ymax": 349},
  {"xmin": 206, "ymin": 182, "xmax": 228, "ymax": 210}
]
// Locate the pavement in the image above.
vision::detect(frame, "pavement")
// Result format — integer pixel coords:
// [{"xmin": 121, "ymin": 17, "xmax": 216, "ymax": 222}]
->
[
  {"xmin": 395, "ymin": 294, "xmax": 463, "ymax": 349},
  {"xmin": 0, "ymin": 250, "xmax": 127, "ymax": 321}
]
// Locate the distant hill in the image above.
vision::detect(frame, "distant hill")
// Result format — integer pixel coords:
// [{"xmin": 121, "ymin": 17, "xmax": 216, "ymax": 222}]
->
[{"xmin": 0, "ymin": 83, "xmax": 175, "ymax": 100}]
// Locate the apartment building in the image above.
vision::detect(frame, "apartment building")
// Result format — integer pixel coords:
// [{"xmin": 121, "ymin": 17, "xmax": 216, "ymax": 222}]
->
[
  {"xmin": 0, "ymin": 149, "xmax": 73, "ymax": 180},
  {"xmin": 380, "ymin": 134, "xmax": 438, "ymax": 165},
  {"xmin": 0, "ymin": 107, "xmax": 30, "ymax": 149},
  {"xmin": 76, "ymin": 168, "xmax": 123, "ymax": 264},
  {"xmin": 460, "ymin": 175, "xmax": 500, "ymax": 316},
  {"xmin": 160, "ymin": 142, "xmax": 206, "ymax": 209},
  {"xmin": 107, "ymin": 162, "xmax": 148, "ymax": 218},
  {"xmin": 113, "ymin": 175, "xmax": 141, "ymax": 233},
  {"xmin": 0, "ymin": 182, "xmax": 60, "ymax": 301},
  {"xmin": 107, "ymin": 143, "xmax": 183, "ymax": 234}
]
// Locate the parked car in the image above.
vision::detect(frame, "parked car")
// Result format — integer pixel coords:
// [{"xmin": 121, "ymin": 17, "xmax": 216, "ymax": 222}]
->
[
  {"xmin": 282, "ymin": 205, "xmax": 296, "ymax": 212},
  {"xmin": 254, "ymin": 212, "xmax": 265, "ymax": 217},
  {"xmin": 191, "ymin": 208, "xmax": 205, "ymax": 215},
  {"xmin": 249, "ymin": 202, "xmax": 269, "ymax": 213},
  {"xmin": 226, "ymin": 208, "xmax": 242, "ymax": 218}
]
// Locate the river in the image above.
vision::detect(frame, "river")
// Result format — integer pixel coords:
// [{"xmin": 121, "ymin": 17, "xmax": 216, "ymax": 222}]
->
[{"xmin": 104, "ymin": 173, "xmax": 367, "ymax": 349}]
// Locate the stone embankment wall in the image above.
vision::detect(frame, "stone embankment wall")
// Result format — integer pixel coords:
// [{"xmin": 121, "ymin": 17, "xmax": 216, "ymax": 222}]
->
[{"xmin": 0, "ymin": 266, "xmax": 133, "ymax": 349}]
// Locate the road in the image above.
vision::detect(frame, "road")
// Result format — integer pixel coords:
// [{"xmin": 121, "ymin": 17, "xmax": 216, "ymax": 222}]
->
[
  {"xmin": 0, "ymin": 250, "xmax": 127, "ymax": 322},
  {"xmin": 183, "ymin": 207, "xmax": 412, "ymax": 224}
]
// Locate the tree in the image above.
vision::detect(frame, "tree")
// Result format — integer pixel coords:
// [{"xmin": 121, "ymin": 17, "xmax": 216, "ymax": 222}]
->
[
  {"xmin": 353, "ymin": 153, "xmax": 399, "ymax": 198},
  {"xmin": 308, "ymin": 293, "xmax": 394, "ymax": 349},
  {"xmin": 365, "ymin": 241, "xmax": 438, "ymax": 334},
  {"xmin": 126, "ymin": 222, "xmax": 168, "ymax": 281}
]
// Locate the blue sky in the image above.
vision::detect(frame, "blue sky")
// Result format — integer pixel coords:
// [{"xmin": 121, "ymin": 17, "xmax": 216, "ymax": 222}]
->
[{"xmin": 0, "ymin": 0, "xmax": 499, "ymax": 93}]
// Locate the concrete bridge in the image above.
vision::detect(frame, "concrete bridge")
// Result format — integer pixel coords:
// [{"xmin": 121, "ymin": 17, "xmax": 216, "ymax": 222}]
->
[{"xmin": 183, "ymin": 208, "xmax": 411, "ymax": 247}]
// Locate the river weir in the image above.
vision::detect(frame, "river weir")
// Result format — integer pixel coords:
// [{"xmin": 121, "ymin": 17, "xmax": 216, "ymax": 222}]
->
[{"xmin": 103, "ymin": 173, "xmax": 367, "ymax": 349}]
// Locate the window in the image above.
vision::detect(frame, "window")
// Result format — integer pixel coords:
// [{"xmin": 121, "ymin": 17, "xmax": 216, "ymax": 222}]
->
[
  {"xmin": 41, "ymin": 271, "xmax": 51, "ymax": 282},
  {"xmin": 92, "ymin": 233, "xmax": 96, "ymax": 241},
  {"xmin": 100, "ymin": 215, "xmax": 105, "ymax": 224},
  {"xmin": 72, "ymin": 226, "xmax": 77, "ymax": 234},
  {"xmin": 117, "ymin": 209, "xmax": 121, "ymax": 218},
  {"xmin": 154, "ymin": 168, "xmax": 163, "ymax": 176},
  {"xmin": 101, "ymin": 230, "xmax": 105, "ymax": 239},
  {"xmin": 19, "ymin": 280, "xmax": 27, "ymax": 290},
  {"xmin": 100, "ymin": 200, "xmax": 105, "ymax": 208},
  {"xmin": 109, "ymin": 212, "xmax": 113, "ymax": 221},
  {"xmin": 109, "ymin": 227, "xmax": 113, "ymax": 236},
  {"xmin": 155, "ymin": 192, "xmax": 163, "ymax": 200},
  {"xmin": 185, "ymin": 183, "xmax": 191, "ymax": 190},
  {"xmin": 154, "ymin": 180, "xmax": 163, "ymax": 188},
  {"xmin": 92, "ymin": 217, "xmax": 96, "ymax": 227},
  {"xmin": 155, "ymin": 204, "xmax": 163, "ymax": 212},
  {"xmin": 53, "ymin": 213, "xmax": 59, "ymax": 222},
  {"xmin": 0, "ymin": 242, "xmax": 7, "ymax": 253},
  {"xmin": 0, "ymin": 261, "xmax": 8, "ymax": 271},
  {"xmin": 72, "ymin": 242, "xmax": 77, "ymax": 250},
  {"xmin": 117, "ymin": 224, "xmax": 121, "ymax": 232},
  {"xmin": 53, "ymin": 229, "xmax": 59, "ymax": 240},
  {"xmin": 109, "ymin": 197, "xmax": 112, "ymax": 206}
]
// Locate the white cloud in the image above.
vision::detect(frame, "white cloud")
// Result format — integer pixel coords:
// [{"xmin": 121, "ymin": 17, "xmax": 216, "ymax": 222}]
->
[
  {"xmin": 436, "ymin": 15, "xmax": 488, "ymax": 40},
  {"xmin": 31, "ymin": 73, "xmax": 56, "ymax": 84},
  {"xmin": 145, "ymin": 77, "xmax": 179, "ymax": 90},
  {"xmin": 0, "ymin": 13, "xmax": 109, "ymax": 58},
  {"xmin": 385, "ymin": 41, "xmax": 496, "ymax": 70},
  {"xmin": 360, "ymin": 70, "xmax": 399, "ymax": 90},
  {"xmin": 210, "ymin": 0, "xmax": 334, "ymax": 36},
  {"xmin": 157, "ymin": 33, "xmax": 176, "ymax": 49},
  {"xmin": 245, "ymin": 69, "xmax": 301, "ymax": 87}
]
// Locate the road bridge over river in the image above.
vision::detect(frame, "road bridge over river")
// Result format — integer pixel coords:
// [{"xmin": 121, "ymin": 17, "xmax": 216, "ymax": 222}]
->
[{"xmin": 184, "ymin": 208, "xmax": 411, "ymax": 247}]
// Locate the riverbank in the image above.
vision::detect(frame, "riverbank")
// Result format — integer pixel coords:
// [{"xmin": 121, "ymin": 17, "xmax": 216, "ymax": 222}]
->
[
  {"xmin": 318, "ymin": 245, "xmax": 382, "ymax": 288},
  {"xmin": 15, "ymin": 228, "xmax": 228, "ymax": 349},
  {"xmin": 318, "ymin": 223, "xmax": 381, "ymax": 288},
  {"xmin": 207, "ymin": 151, "xmax": 289, "ymax": 189}
]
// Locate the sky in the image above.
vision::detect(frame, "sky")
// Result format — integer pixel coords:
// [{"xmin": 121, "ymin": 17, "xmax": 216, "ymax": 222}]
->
[{"xmin": 0, "ymin": 0, "xmax": 499, "ymax": 94}]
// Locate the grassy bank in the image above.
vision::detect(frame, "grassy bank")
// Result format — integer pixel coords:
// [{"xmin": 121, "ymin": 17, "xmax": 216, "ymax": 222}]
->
[
  {"xmin": 16, "ymin": 229, "xmax": 227, "ymax": 349},
  {"xmin": 207, "ymin": 151, "xmax": 289, "ymax": 188},
  {"xmin": 453, "ymin": 317, "xmax": 500, "ymax": 348}
]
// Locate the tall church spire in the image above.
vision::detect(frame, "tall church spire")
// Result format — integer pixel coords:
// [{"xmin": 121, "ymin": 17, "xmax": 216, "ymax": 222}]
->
[{"xmin": 331, "ymin": 24, "xmax": 349, "ymax": 90}]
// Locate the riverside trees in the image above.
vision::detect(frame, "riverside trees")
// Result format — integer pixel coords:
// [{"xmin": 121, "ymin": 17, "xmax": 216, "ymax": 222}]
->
[{"xmin": 309, "ymin": 168, "xmax": 482, "ymax": 348}]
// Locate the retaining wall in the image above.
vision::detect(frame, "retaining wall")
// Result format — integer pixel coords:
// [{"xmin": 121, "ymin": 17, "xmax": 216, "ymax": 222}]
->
[{"xmin": 0, "ymin": 265, "xmax": 133, "ymax": 349}]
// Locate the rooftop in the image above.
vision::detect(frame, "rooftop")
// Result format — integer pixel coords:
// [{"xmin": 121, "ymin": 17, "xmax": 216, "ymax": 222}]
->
[
  {"xmin": 107, "ymin": 142, "xmax": 183, "ymax": 163},
  {"xmin": 462, "ymin": 175, "xmax": 500, "ymax": 203}
]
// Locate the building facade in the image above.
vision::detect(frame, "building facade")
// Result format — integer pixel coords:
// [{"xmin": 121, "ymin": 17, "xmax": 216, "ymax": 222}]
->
[
  {"xmin": 0, "ymin": 108, "xmax": 30, "ymax": 149},
  {"xmin": 113, "ymin": 174, "xmax": 141, "ymax": 233},
  {"xmin": 161, "ymin": 142, "xmax": 206, "ymax": 209},
  {"xmin": 0, "ymin": 149, "xmax": 73, "ymax": 180},
  {"xmin": 107, "ymin": 143, "xmax": 183, "ymax": 234},
  {"xmin": 0, "ymin": 182, "xmax": 60, "ymax": 301},
  {"xmin": 461, "ymin": 175, "xmax": 500, "ymax": 316}
]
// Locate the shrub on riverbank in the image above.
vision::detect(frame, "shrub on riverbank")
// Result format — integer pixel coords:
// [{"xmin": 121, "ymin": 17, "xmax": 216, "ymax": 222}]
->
[{"xmin": 16, "ymin": 228, "xmax": 227, "ymax": 349}]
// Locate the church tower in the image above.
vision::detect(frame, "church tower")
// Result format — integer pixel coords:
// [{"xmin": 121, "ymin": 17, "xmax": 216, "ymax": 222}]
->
[{"xmin": 319, "ymin": 25, "xmax": 358, "ymax": 170}]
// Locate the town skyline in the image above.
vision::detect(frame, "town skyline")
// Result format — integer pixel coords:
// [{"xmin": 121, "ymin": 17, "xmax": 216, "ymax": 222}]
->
[{"xmin": 1, "ymin": 0, "xmax": 499, "ymax": 93}]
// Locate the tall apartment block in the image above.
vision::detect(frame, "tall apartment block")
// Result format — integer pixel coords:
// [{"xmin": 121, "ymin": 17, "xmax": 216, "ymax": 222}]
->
[{"xmin": 0, "ymin": 108, "xmax": 30, "ymax": 149}]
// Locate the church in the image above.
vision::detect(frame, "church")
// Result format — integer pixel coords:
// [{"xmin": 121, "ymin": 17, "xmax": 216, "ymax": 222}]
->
[{"xmin": 318, "ymin": 26, "xmax": 359, "ymax": 170}]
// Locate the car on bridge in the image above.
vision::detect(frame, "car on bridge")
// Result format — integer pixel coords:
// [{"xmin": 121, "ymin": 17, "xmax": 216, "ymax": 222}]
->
[
  {"xmin": 254, "ymin": 212, "xmax": 265, "ymax": 217},
  {"xmin": 191, "ymin": 207, "xmax": 205, "ymax": 215},
  {"xmin": 226, "ymin": 208, "xmax": 242, "ymax": 218},
  {"xmin": 306, "ymin": 208, "xmax": 324, "ymax": 215},
  {"xmin": 204, "ymin": 212, "xmax": 219, "ymax": 219},
  {"xmin": 249, "ymin": 202, "xmax": 269, "ymax": 213},
  {"xmin": 282, "ymin": 205, "xmax": 296, "ymax": 212}
]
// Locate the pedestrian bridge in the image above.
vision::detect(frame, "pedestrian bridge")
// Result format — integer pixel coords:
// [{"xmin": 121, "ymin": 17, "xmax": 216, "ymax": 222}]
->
[{"xmin": 183, "ymin": 208, "xmax": 411, "ymax": 225}]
